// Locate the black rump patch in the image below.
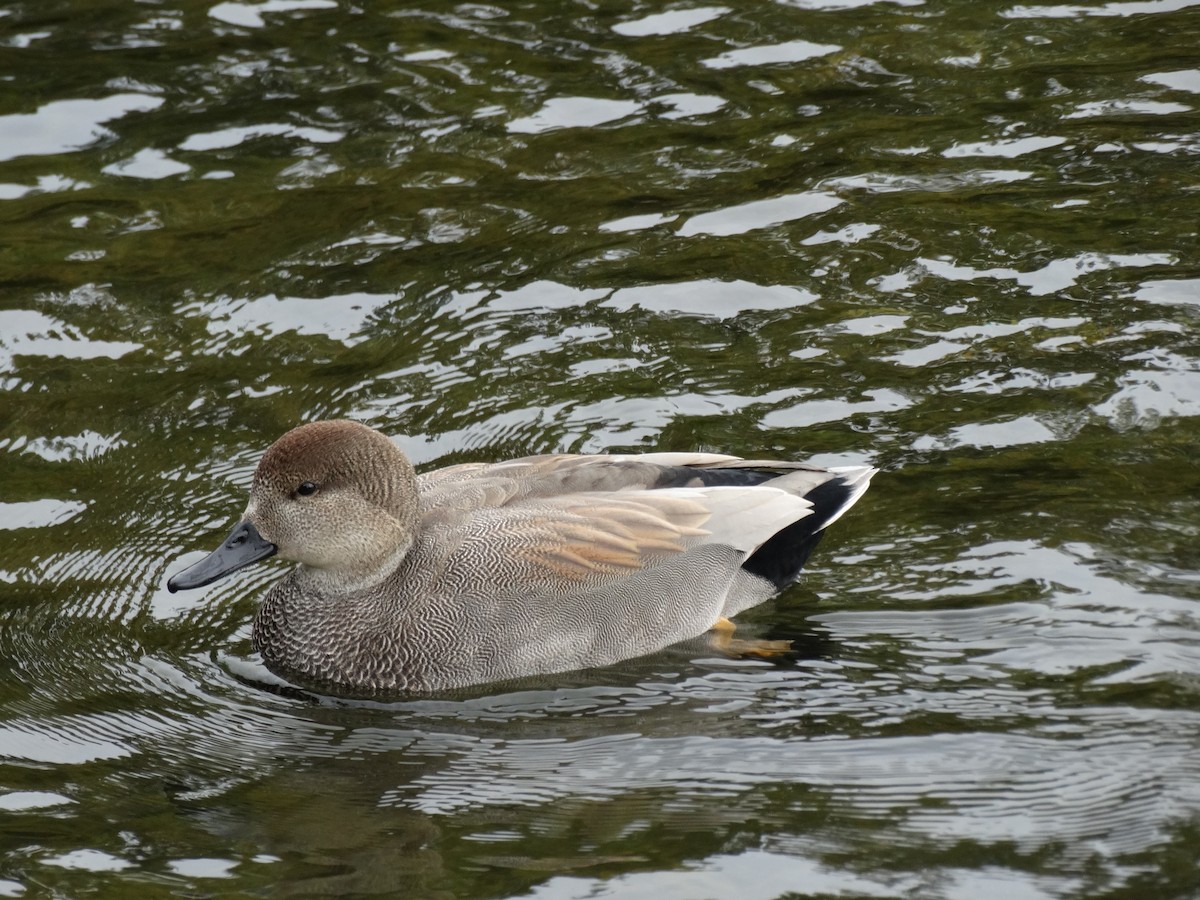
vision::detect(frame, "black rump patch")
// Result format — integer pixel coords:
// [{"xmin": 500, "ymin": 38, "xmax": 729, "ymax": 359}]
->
[{"xmin": 741, "ymin": 476, "xmax": 858, "ymax": 590}]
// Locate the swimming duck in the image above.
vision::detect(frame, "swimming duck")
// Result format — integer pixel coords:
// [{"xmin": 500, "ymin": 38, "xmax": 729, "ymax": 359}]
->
[{"xmin": 167, "ymin": 420, "xmax": 874, "ymax": 695}]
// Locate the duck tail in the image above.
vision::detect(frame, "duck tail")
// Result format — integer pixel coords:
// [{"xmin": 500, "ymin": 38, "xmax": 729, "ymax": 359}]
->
[{"xmin": 740, "ymin": 466, "xmax": 876, "ymax": 590}]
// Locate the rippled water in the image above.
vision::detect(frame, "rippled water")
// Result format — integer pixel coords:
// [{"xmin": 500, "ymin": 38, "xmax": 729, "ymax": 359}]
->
[{"xmin": 2, "ymin": 0, "xmax": 1199, "ymax": 896}]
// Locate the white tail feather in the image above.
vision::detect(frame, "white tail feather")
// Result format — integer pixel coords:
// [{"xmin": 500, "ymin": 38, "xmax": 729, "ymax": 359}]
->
[{"xmin": 651, "ymin": 486, "xmax": 814, "ymax": 556}]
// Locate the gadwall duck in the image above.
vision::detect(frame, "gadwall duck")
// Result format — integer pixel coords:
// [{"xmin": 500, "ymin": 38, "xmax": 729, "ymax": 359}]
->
[{"xmin": 168, "ymin": 420, "xmax": 874, "ymax": 695}]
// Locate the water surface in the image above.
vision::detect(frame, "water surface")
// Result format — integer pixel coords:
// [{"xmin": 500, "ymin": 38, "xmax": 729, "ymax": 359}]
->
[{"xmin": 2, "ymin": 0, "xmax": 1199, "ymax": 896}]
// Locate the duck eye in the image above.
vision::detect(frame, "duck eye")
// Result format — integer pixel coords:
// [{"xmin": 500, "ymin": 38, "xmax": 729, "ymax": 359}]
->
[{"xmin": 296, "ymin": 481, "xmax": 318, "ymax": 498}]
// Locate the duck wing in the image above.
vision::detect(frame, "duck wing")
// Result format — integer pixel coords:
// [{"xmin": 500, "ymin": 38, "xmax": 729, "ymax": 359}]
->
[
  {"xmin": 419, "ymin": 457, "xmax": 873, "ymax": 590},
  {"xmin": 416, "ymin": 451, "xmax": 847, "ymax": 511}
]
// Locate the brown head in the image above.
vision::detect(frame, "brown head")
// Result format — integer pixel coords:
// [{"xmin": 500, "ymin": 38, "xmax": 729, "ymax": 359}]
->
[{"xmin": 168, "ymin": 420, "xmax": 420, "ymax": 594}]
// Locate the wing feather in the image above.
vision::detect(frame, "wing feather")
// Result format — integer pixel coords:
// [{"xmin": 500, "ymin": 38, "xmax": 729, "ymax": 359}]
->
[
  {"xmin": 503, "ymin": 494, "xmax": 715, "ymax": 582},
  {"xmin": 421, "ymin": 452, "xmax": 862, "ymax": 589}
]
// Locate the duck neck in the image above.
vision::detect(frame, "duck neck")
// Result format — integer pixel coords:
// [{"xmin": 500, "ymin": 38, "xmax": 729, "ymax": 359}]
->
[{"xmin": 294, "ymin": 533, "xmax": 414, "ymax": 596}]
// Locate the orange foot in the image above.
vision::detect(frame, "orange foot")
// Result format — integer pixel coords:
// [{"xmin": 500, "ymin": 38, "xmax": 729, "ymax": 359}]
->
[{"xmin": 707, "ymin": 617, "xmax": 793, "ymax": 658}]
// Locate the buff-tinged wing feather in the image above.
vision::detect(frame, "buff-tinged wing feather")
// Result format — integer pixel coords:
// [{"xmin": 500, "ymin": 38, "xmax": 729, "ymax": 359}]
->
[{"xmin": 511, "ymin": 493, "xmax": 713, "ymax": 581}]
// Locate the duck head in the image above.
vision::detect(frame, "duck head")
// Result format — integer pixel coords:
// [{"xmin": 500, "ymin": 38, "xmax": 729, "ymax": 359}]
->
[{"xmin": 167, "ymin": 420, "xmax": 420, "ymax": 594}]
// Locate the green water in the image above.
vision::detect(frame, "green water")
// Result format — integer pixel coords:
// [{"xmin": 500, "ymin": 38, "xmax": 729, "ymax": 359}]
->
[{"xmin": 2, "ymin": 0, "xmax": 1200, "ymax": 896}]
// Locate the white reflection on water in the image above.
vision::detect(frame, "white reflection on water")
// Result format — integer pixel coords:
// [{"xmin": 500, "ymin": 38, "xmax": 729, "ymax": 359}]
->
[
  {"xmin": 165, "ymin": 857, "xmax": 238, "ymax": 879},
  {"xmin": 701, "ymin": 39, "xmax": 841, "ymax": 70},
  {"xmin": 801, "ymin": 222, "xmax": 881, "ymax": 245},
  {"xmin": 508, "ymin": 98, "xmax": 643, "ymax": 135},
  {"xmin": 42, "ymin": 849, "xmax": 133, "ymax": 873},
  {"xmin": 0, "ymin": 310, "xmax": 142, "ymax": 370},
  {"xmin": 1065, "ymin": 99, "xmax": 1191, "ymax": 118},
  {"xmin": 1094, "ymin": 355, "xmax": 1200, "ymax": 430},
  {"xmin": 0, "ymin": 174, "xmax": 90, "ymax": 201},
  {"xmin": 678, "ymin": 191, "xmax": 844, "ymax": 237},
  {"xmin": 2, "ymin": 429, "xmax": 128, "ymax": 462},
  {"xmin": 885, "ymin": 316, "xmax": 1087, "ymax": 368},
  {"xmin": 0, "ymin": 791, "xmax": 73, "ymax": 811},
  {"xmin": 189, "ymin": 291, "xmax": 397, "ymax": 346},
  {"xmin": 514, "ymin": 849, "xmax": 906, "ymax": 900},
  {"xmin": 0, "ymin": 94, "xmax": 163, "ymax": 163},
  {"xmin": 0, "ymin": 499, "xmax": 87, "ymax": 530},
  {"xmin": 604, "ymin": 280, "xmax": 817, "ymax": 317},
  {"xmin": 1004, "ymin": 0, "xmax": 1200, "ymax": 17},
  {"xmin": 779, "ymin": 0, "xmax": 923, "ymax": 8},
  {"xmin": 653, "ymin": 91, "xmax": 727, "ymax": 120},
  {"xmin": 760, "ymin": 389, "xmax": 910, "ymax": 429},
  {"xmin": 1133, "ymin": 135, "xmax": 1200, "ymax": 154},
  {"xmin": 102, "ymin": 148, "xmax": 190, "ymax": 180},
  {"xmin": 911, "ymin": 415, "xmax": 1059, "ymax": 451},
  {"xmin": 598, "ymin": 212, "xmax": 678, "ymax": 233},
  {"xmin": 836, "ymin": 314, "xmax": 909, "ymax": 336},
  {"xmin": 0, "ymin": 721, "xmax": 131, "ymax": 764},
  {"xmin": 1135, "ymin": 277, "xmax": 1200, "ymax": 306},
  {"xmin": 1143, "ymin": 68, "xmax": 1200, "ymax": 92},
  {"xmin": 208, "ymin": 0, "xmax": 337, "ymax": 29},
  {"xmin": 942, "ymin": 135, "xmax": 1066, "ymax": 158},
  {"xmin": 827, "ymin": 169, "xmax": 1032, "ymax": 193},
  {"xmin": 178, "ymin": 122, "xmax": 343, "ymax": 151},
  {"xmin": 613, "ymin": 6, "xmax": 729, "ymax": 37},
  {"xmin": 876, "ymin": 252, "xmax": 1175, "ymax": 297}
]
